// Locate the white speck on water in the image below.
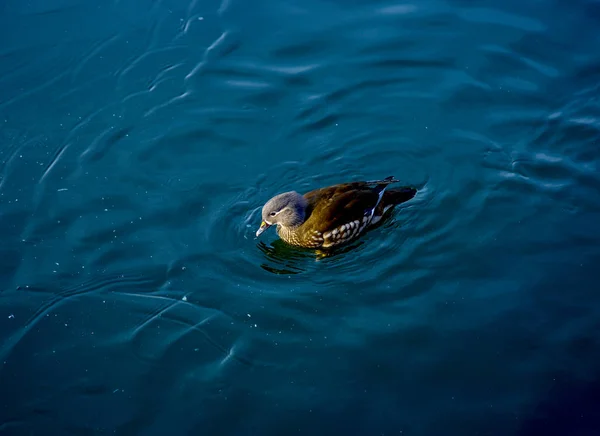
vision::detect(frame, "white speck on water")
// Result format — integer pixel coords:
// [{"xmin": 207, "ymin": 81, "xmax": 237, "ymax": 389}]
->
[
  {"xmin": 57, "ymin": 188, "xmax": 68, "ymax": 192},
  {"xmin": 182, "ymin": 296, "xmax": 187, "ymax": 301},
  {"xmin": 247, "ymin": 313, "xmax": 251, "ymax": 317},
  {"xmin": 8, "ymin": 314, "xmax": 14, "ymax": 319}
]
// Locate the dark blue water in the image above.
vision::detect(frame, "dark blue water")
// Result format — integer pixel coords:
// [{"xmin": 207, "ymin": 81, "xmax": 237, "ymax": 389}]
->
[{"xmin": 1, "ymin": 0, "xmax": 600, "ymax": 434}]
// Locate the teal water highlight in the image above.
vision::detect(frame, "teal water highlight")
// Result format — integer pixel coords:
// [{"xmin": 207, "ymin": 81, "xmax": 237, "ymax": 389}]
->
[{"xmin": 1, "ymin": 0, "xmax": 599, "ymax": 434}]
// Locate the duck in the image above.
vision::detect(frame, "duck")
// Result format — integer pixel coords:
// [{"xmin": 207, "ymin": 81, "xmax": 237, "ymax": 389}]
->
[{"xmin": 255, "ymin": 176, "xmax": 417, "ymax": 249}]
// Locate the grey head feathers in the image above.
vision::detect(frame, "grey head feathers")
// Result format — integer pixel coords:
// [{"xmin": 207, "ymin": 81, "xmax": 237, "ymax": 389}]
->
[{"xmin": 261, "ymin": 191, "xmax": 308, "ymax": 228}]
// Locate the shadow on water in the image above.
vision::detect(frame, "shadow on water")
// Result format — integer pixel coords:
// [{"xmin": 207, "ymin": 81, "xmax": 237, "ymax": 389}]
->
[
  {"xmin": 256, "ymin": 237, "xmax": 368, "ymax": 275},
  {"xmin": 257, "ymin": 240, "xmax": 313, "ymax": 275},
  {"xmin": 518, "ymin": 374, "xmax": 600, "ymax": 436}
]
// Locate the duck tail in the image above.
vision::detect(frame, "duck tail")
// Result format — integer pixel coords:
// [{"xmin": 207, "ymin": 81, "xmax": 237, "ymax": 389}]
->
[
  {"xmin": 385, "ymin": 186, "xmax": 417, "ymax": 205},
  {"xmin": 365, "ymin": 176, "xmax": 417, "ymax": 205},
  {"xmin": 366, "ymin": 175, "xmax": 399, "ymax": 187}
]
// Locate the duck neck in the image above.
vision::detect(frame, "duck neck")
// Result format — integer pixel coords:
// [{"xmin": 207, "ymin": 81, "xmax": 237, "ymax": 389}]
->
[{"xmin": 277, "ymin": 224, "xmax": 301, "ymax": 245}]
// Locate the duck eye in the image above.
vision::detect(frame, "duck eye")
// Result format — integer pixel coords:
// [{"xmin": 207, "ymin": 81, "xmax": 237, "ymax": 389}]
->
[{"xmin": 269, "ymin": 211, "xmax": 277, "ymax": 217}]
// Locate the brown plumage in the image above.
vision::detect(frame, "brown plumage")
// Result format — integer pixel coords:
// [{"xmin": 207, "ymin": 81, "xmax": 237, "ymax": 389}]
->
[{"xmin": 255, "ymin": 176, "xmax": 417, "ymax": 249}]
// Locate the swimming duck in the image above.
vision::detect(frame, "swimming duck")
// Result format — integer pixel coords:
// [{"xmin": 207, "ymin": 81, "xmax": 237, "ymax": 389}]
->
[{"xmin": 255, "ymin": 176, "xmax": 417, "ymax": 248}]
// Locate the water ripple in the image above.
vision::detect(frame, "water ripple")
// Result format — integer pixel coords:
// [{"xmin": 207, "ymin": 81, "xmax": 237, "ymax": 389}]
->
[{"xmin": 2, "ymin": 0, "xmax": 600, "ymax": 433}]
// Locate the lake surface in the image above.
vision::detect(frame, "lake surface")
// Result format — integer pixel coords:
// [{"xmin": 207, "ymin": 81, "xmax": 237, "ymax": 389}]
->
[{"xmin": 1, "ymin": 0, "xmax": 600, "ymax": 434}]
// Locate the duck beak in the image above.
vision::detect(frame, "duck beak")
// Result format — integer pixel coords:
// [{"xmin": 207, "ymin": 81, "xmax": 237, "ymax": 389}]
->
[{"xmin": 255, "ymin": 221, "xmax": 270, "ymax": 237}]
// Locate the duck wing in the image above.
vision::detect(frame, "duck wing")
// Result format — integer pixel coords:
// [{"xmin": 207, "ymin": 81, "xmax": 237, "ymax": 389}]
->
[{"xmin": 301, "ymin": 178, "xmax": 396, "ymax": 240}]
